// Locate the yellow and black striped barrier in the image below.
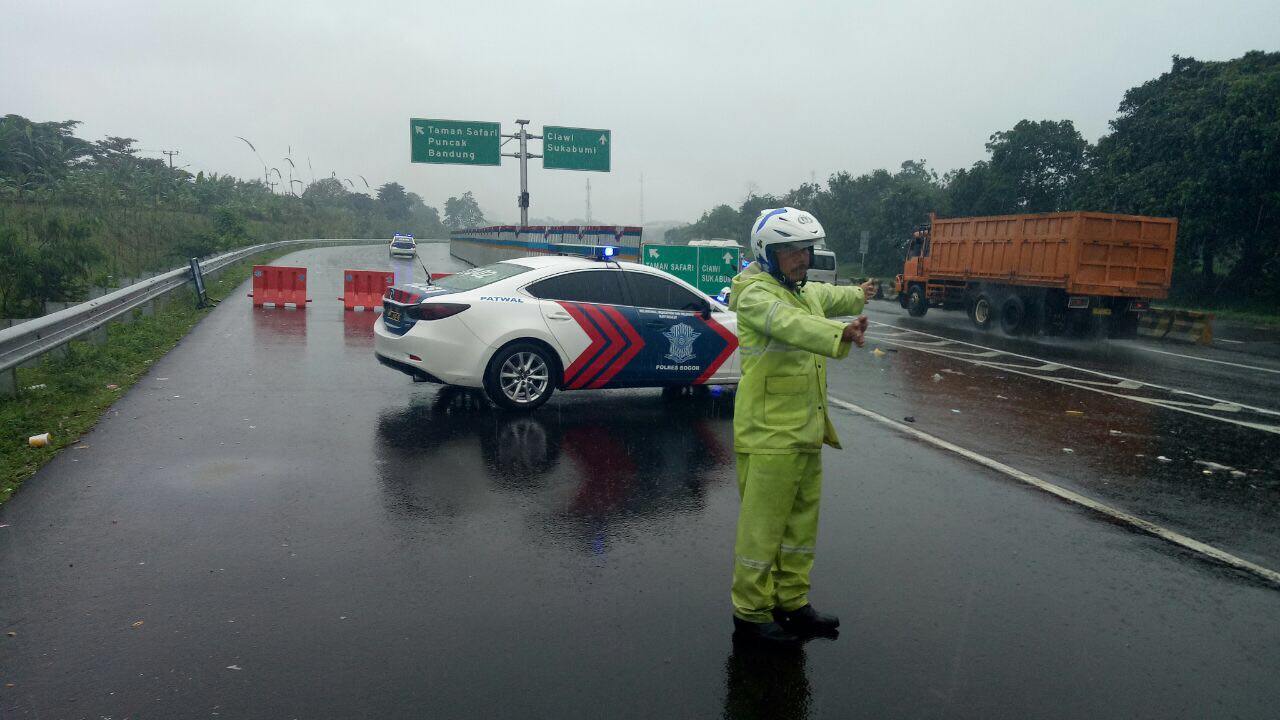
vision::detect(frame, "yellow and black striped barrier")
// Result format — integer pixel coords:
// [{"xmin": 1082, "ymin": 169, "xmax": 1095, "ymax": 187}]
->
[{"xmin": 1138, "ymin": 309, "xmax": 1214, "ymax": 346}]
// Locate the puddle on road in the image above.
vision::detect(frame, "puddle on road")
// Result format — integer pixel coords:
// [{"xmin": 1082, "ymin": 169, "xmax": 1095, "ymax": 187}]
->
[
  {"xmin": 374, "ymin": 387, "xmax": 736, "ymax": 554},
  {"xmin": 834, "ymin": 337, "xmax": 1280, "ymax": 569}
]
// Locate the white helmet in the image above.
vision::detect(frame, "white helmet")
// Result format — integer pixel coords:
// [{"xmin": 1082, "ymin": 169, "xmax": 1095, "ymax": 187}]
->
[{"xmin": 749, "ymin": 207, "xmax": 825, "ymax": 270}]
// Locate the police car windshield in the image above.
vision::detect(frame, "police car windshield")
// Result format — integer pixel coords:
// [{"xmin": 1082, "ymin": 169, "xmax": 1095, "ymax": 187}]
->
[{"xmin": 434, "ymin": 262, "xmax": 534, "ymax": 290}]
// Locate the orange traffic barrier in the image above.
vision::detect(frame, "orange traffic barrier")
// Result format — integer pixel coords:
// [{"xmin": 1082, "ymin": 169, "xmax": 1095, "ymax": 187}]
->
[
  {"xmin": 341, "ymin": 269, "xmax": 396, "ymax": 311},
  {"xmin": 249, "ymin": 265, "xmax": 309, "ymax": 307}
]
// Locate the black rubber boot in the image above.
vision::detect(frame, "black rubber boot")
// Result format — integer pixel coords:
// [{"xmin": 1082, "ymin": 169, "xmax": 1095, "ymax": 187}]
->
[
  {"xmin": 732, "ymin": 617, "xmax": 803, "ymax": 646},
  {"xmin": 773, "ymin": 604, "xmax": 840, "ymax": 638}
]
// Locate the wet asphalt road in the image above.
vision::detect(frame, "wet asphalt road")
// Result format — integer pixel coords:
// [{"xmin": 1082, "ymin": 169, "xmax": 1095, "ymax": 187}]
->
[{"xmin": 1, "ymin": 244, "xmax": 1277, "ymax": 719}]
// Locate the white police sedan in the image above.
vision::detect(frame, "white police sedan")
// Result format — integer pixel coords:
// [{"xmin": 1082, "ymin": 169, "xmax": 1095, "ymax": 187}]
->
[
  {"xmin": 374, "ymin": 255, "xmax": 740, "ymax": 410},
  {"xmin": 388, "ymin": 233, "xmax": 417, "ymax": 258}
]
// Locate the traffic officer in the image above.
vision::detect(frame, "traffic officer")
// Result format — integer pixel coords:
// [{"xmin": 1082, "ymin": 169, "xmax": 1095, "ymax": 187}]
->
[{"xmin": 728, "ymin": 207, "xmax": 871, "ymax": 645}]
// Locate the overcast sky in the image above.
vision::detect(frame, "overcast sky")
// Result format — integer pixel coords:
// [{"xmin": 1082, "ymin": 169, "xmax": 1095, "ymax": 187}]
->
[{"xmin": 3, "ymin": 0, "xmax": 1277, "ymax": 226}]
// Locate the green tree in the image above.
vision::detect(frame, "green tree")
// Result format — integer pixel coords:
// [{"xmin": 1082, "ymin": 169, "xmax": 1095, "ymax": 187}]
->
[
  {"xmin": 946, "ymin": 120, "xmax": 1090, "ymax": 216},
  {"xmin": 1086, "ymin": 52, "xmax": 1280, "ymax": 301},
  {"xmin": 377, "ymin": 182, "xmax": 412, "ymax": 222},
  {"xmin": 443, "ymin": 191, "xmax": 486, "ymax": 229},
  {"xmin": 0, "ymin": 216, "xmax": 102, "ymax": 316},
  {"xmin": 0, "ymin": 115, "xmax": 93, "ymax": 193},
  {"xmin": 303, "ymin": 177, "xmax": 350, "ymax": 206}
]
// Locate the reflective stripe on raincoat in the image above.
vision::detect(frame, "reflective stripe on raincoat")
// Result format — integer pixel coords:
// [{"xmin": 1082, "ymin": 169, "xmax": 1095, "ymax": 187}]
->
[{"xmin": 728, "ymin": 262, "xmax": 866, "ymax": 454}]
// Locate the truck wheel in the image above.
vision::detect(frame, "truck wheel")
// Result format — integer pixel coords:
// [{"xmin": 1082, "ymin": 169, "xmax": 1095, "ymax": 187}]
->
[
  {"xmin": 906, "ymin": 286, "xmax": 928, "ymax": 317},
  {"xmin": 1000, "ymin": 295, "xmax": 1026, "ymax": 335},
  {"xmin": 484, "ymin": 341, "xmax": 558, "ymax": 411},
  {"xmin": 972, "ymin": 294, "xmax": 994, "ymax": 330}
]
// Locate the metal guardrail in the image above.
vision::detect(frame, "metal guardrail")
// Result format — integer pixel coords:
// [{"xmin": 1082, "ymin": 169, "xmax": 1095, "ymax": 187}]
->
[{"xmin": 0, "ymin": 238, "xmax": 381, "ymax": 386}]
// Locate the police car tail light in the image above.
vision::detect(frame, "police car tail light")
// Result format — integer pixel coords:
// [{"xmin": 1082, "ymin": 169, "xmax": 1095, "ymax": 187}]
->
[{"xmin": 407, "ymin": 303, "xmax": 471, "ymax": 320}]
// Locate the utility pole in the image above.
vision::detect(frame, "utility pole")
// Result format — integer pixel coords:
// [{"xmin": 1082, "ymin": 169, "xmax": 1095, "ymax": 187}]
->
[
  {"xmin": 501, "ymin": 119, "xmax": 542, "ymax": 227},
  {"xmin": 585, "ymin": 178, "xmax": 592, "ymax": 224},
  {"xmin": 163, "ymin": 150, "xmax": 180, "ymax": 168}
]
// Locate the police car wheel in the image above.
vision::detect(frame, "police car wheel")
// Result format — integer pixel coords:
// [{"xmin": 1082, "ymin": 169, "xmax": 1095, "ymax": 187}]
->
[{"xmin": 484, "ymin": 342, "xmax": 557, "ymax": 411}]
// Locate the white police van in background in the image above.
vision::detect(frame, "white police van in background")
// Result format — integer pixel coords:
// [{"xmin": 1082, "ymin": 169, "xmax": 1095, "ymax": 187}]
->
[
  {"xmin": 808, "ymin": 247, "xmax": 838, "ymax": 284},
  {"xmin": 389, "ymin": 233, "xmax": 417, "ymax": 258}
]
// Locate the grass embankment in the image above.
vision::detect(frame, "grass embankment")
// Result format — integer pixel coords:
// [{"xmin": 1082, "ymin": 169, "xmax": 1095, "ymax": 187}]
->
[{"xmin": 0, "ymin": 249, "xmax": 294, "ymax": 507}]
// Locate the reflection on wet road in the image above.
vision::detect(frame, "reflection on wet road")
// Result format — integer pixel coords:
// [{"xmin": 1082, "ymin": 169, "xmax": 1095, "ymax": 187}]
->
[
  {"xmin": 837, "ymin": 303, "xmax": 1280, "ymax": 571},
  {"xmin": 866, "ymin": 322, "xmax": 1280, "ymax": 434},
  {"xmin": 376, "ymin": 387, "xmax": 734, "ymax": 554}
]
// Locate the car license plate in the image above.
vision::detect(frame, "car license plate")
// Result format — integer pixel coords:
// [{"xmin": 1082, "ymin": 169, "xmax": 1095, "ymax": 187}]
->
[
  {"xmin": 1092, "ymin": 307, "xmax": 1112, "ymax": 316},
  {"xmin": 387, "ymin": 308, "xmax": 401, "ymax": 323}
]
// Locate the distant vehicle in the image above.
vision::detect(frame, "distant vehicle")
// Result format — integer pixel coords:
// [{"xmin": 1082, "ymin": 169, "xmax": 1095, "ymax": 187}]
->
[
  {"xmin": 894, "ymin": 212, "xmax": 1178, "ymax": 337},
  {"xmin": 688, "ymin": 239, "xmax": 743, "ymax": 248},
  {"xmin": 808, "ymin": 248, "xmax": 837, "ymax": 284},
  {"xmin": 389, "ymin": 234, "xmax": 417, "ymax": 258},
  {"xmin": 374, "ymin": 253, "xmax": 740, "ymax": 410}
]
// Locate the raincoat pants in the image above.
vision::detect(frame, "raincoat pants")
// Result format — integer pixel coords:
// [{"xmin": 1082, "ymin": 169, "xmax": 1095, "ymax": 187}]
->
[{"xmin": 727, "ymin": 263, "xmax": 865, "ymax": 622}]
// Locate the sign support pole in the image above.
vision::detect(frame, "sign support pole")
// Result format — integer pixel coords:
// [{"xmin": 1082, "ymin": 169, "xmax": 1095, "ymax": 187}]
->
[{"xmin": 502, "ymin": 119, "xmax": 542, "ymax": 228}]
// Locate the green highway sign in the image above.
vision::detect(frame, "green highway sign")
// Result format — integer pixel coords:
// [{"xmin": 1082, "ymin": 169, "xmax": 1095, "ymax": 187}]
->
[
  {"xmin": 543, "ymin": 126, "xmax": 611, "ymax": 172},
  {"xmin": 641, "ymin": 243, "xmax": 741, "ymax": 296},
  {"xmin": 410, "ymin": 118, "xmax": 501, "ymax": 165}
]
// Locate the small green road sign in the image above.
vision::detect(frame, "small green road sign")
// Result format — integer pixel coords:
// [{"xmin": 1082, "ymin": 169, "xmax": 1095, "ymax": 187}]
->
[
  {"xmin": 642, "ymin": 244, "xmax": 741, "ymax": 296},
  {"xmin": 410, "ymin": 118, "xmax": 501, "ymax": 165},
  {"xmin": 543, "ymin": 126, "xmax": 611, "ymax": 172}
]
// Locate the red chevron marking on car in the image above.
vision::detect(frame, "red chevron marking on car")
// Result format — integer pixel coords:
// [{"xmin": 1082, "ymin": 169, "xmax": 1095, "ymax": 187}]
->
[
  {"xmin": 573, "ymin": 304, "xmax": 626, "ymax": 389},
  {"xmin": 558, "ymin": 302, "xmax": 606, "ymax": 387},
  {"xmin": 589, "ymin": 305, "xmax": 646, "ymax": 388},
  {"xmin": 693, "ymin": 314, "xmax": 739, "ymax": 385}
]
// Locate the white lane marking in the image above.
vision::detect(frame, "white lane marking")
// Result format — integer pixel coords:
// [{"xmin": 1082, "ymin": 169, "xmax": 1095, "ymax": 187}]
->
[
  {"xmin": 865, "ymin": 323, "xmax": 1280, "ymax": 432},
  {"xmin": 1125, "ymin": 344, "xmax": 1280, "ymax": 375},
  {"xmin": 827, "ymin": 396, "xmax": 1280, "ymax": 588},
  {"xmin": 1217, "ymin": 339, "xmax": 1244, "ymax": 344}
]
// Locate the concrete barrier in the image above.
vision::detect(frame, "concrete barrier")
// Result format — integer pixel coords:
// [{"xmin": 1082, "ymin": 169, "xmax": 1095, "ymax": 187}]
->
[{"xmin": 1138, "ymin": 308, "xmax": 1214, "ymax": 346}]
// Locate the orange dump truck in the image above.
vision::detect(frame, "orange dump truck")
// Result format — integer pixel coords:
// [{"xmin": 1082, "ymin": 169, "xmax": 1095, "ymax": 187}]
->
[{"xmin": 894, "ymin": 211, "xmax": 1178, "ymax": 337}]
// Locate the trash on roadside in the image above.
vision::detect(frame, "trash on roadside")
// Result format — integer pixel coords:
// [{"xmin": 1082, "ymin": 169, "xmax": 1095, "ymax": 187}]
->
[
  {"xmin": 872, "ymin": 347, "xmax": 886, "ymax": 357},
  {"xmin": 106, "ymin": 384, "xmax": 120, "ymax": 390},
  {"xmin": 1194, "ymin": 460, "xmax": 1235, "ymax": 472},
  {"xmin": 73, "ymin": 444, "xmax": 89, "ymax": 450},
  {"xmin": 1063, "ymin": 448, "xmax": 1075, "ymax": 453},
  {"xmin": 1065, "ymin": 410, "xmax": 1084, "ymax": 416},
  {"xmin": 940, "ymin": 368, "xmax": 965, "ymax": 375},
  {"xmin": 1109, "ymin": 430, "xmax": 1123, "ymax": 436},
  {"xmin": 131, "ymin": 620, "xmax": 144, "ymax": 628},
  {"xmin": 996, "ymin": 394, "xmax": 1009, "ymax": 400},
  {"xmin": 931, "ymin": 373, "xmax": 943, "ymax": 382},
  {"xmin": 1156, "ymin": 456, "xmax": 1173, "ymax": 463},
  {"xmin": 903, "ymin": 416, "xmax": 916, "ymax": 423},
  {"xmin": 1230, "ymin": 470, "xmax": 1247, "ymax": 479},
  {"xmin": 28, "ymin": 433, "xmax": 51, "ymax": 448},
  {"xmin": 950, "ymin": 409, "xmax": 962, "ymax": 413},
  {"xmin": 26, "ymin": 384, "xmax": 46, "ymax": 391}
]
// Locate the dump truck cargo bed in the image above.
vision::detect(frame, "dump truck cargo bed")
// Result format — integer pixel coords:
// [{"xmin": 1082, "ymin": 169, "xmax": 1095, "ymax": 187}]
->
[{"xmin": 926, "ymin": 212, "xmax": 1177, "ymax": 299}]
